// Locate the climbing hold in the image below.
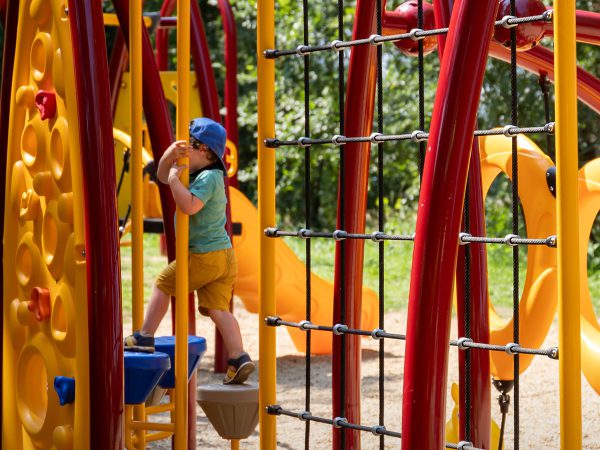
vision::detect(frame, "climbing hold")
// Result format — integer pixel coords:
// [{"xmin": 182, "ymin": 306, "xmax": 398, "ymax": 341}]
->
[
  {"xmin": 35, "ymin": 90, "xmax": 57, "ymax": 119},
  {"xmin": 27, "ymin": 287, "xmax": 51, "ymax": 321},
  {"xmin": 54, "ymin": 376, "xmax": 75, "ymax": 406}
]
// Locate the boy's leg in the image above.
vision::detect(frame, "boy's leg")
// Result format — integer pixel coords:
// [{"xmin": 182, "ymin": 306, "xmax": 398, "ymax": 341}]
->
[
  {"xmin": 124, "ymin": 284, "xmax": 170, "ymax": 352},
  {"xmin": 140, "ymin": 283, "xmax": 171, "ymax": 335},
  {"xmin": 208, "ymin": 308, "xmax": 255, "ymax": 384},
  {"xmin": 207, "ymin": 309, "xmax": 244, "ymax": 358}
]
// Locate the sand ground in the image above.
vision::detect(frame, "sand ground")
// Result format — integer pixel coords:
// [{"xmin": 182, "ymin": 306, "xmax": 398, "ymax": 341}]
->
[{"xmin": 137, "ymin": 297, "xmax": 600, "ymax": 449}]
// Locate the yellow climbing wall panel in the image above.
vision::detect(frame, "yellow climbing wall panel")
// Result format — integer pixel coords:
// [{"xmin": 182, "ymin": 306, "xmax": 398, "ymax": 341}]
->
[{"xmin": 3, "ymin": 0, "xmax": 89, "ymax": 449}]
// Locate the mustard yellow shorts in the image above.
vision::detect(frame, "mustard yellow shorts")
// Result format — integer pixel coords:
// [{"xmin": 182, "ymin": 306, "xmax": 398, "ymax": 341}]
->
[{"xmin": 156, "ymin": 248, "xmax": 237, "ymax": 316}]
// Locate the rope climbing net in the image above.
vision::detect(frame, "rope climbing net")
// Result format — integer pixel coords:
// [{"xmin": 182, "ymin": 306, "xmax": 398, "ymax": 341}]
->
[{"xmin": 257, "ymin": 0, "xmax": 572, "ymax": 448}]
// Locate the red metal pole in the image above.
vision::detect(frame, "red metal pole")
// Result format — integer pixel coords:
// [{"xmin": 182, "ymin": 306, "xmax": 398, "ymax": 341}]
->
[
  {"xmin": 331, "ymin": 0, "xmax": 378, "ymax": 448},
  {"xmin": 433, "ymin": 0, "xmax": 491, "ymax": 446},
  {"xmin": 401, "ymin": 1, "xmax": 498, "ymax": 448},
  {"xmin": 69, "ymin": 1, "xmax": 123, "ymax": 448}
]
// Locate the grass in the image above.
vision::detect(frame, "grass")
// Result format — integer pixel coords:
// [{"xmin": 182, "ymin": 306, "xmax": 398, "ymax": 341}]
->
[
  {"xmin": 283, "ymin": 224, "xmax": 600, "ymax": 316},
  {"xmin": 118, "ymin": 222, "xmax": 600, "ymax": 319},
  {"xmin": 120, "ymin": 233, "xmax": 167, "ymax": 320}
]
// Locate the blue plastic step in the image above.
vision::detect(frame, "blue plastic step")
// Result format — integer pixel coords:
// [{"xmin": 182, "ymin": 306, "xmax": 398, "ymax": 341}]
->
[
  {"xmin": 155, "ymin": 335, "xmax": 207, "ymax": 389},
  {"xmin": 124, "ymin": 351, "xmax": 171, "ymax": 404}
]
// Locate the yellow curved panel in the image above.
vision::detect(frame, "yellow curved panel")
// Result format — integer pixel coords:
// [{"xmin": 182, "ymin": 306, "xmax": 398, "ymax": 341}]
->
[
  {"xmin": 229, "ymin": 186, "xmax": 378, "ymax": 354},
  {"xmin": 577, "ymin": 158, "xmax": 600, "ymax": 394},
  {"xmin": 479, "ymin": 134, "xmax": 557, "ymax": 380},
  {"xmin": 3, "ymin": 1, "xmax": 89, "ymax": 449}
]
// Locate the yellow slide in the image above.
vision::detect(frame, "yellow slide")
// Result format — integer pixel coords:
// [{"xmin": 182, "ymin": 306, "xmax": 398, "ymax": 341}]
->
[
  {"xmin": 229, "ymin": 186, "xmax": 378, "ymax": 354},
  {"xmin": 480, "ymin": 134, "xmax": 600, "ymax": 394}
]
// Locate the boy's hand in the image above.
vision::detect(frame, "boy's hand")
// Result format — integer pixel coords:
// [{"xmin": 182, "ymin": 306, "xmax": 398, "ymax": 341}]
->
[
  {"xmin": 171, "ymin": 140, "xmax": 190, "ymax": 159},
  {"xmin": 167, "ymin": 162, "xmax": 187, "ymax": 184}
]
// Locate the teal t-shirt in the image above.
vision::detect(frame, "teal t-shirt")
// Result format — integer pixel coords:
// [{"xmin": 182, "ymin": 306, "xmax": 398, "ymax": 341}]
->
[{"xmin": 187, "ymin": 168, "xmax": 231, "ymax": 253}]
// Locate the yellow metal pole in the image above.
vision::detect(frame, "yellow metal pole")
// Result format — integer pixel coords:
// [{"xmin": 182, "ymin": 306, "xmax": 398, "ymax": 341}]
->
[
  {"xmin": 175, "ymin": 0, "xmax": 190, "ymax": 448},
  {"xmin": 554, "ymin": 1, "xmax": 582, "ymax": 448},
  {"xmin": 257, "ymin": 0, "xmax": 276, "ymax": 445},
  {"xmin": 130, "ymin": 0, "xmax": 146, "ymax": 448}
]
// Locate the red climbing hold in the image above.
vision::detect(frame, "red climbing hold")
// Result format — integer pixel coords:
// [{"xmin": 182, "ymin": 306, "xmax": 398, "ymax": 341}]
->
[
  {"xmin": 35, "ymin": 90, "xmax": 57, "ymax": 119},
  {"xmin": 28, "ymin": 287, "xmax": 51, "ymax": 321}
]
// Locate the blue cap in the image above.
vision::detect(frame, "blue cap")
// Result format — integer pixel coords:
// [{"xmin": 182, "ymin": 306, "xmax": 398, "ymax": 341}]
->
[{"xmin": 189, "ymin": 117, "xmax": 227, "ymax": 175}]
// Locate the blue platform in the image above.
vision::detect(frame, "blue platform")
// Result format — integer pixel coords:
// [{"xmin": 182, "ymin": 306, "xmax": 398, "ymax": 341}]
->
[
  {"xmin": 124, "ymin": 351, "xmax": 171, "ymax": 405},
  {"xmin": 155, "ymin": 335, "xmax": 207, "ymax": 389}
]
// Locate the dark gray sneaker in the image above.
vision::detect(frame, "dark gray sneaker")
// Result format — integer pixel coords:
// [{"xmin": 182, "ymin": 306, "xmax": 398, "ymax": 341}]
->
[
  {"xmin": 124, "ymin": 331, "xmax": 155, "ymax": 353},
  {"xmin": 223, "ymin": 352, "xmax": 255, "ymax": 384}
]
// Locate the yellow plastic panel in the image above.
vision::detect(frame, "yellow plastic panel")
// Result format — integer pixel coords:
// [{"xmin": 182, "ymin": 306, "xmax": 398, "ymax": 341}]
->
[{"xmin": 2, "ymin": 0, "xmax": 89, "ymax": 449}]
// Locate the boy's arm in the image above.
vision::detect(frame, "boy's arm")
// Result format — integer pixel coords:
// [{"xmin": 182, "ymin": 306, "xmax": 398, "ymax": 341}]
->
[
  {"xmin": 157, "ymin": 140, "xmax": 188, "ymax": 184},
  {"xmin": 168, "ymin": 166, "xmax": 205, "ymax": 215}
]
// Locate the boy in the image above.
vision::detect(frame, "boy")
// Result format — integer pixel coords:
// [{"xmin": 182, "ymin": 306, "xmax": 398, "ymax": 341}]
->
[{"xmin": 124, "ymin": 118, "xmax": 254, "ymax": 385}]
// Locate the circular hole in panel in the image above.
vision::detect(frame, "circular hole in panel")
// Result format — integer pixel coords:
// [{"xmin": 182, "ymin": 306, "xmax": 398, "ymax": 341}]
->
[
  {"xmin": 21, "ymin": 123, "xmax": 38, "ymax": 168},
  {"xmin": 30, "ymin": 33, "xmax": 53, "ymax": 85},
  {"xmin": 10, "ymin": 161, "xmax": 28, "ymax": 216},
  {"xmin": 16, "ymin": 241, "xmax": 33, "ymax": 287},
  {"xmin": 51, "ymin": 294, "xmax": 67, "ymax": 335},
  {"xmin": 53, "ymin": 49, "xmax": 65, "ymax": 98},
  {"xmin": 16, "ymin": 347, "xmax": 48, "ymax": 434},
  {"xmin": 51, "ymin": 285, "xmax": 75, "ymax": 356},
  {"xmin": 43, "ymin": 211, "xmax": 58, "ymax": 268},
  {"xmin": 50, "ymin": 118, "xmax": 70, "ymax": 190}
]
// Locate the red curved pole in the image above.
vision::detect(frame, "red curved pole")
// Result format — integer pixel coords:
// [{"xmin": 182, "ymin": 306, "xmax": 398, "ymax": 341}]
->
[
  {"xmin": 156, "ymin": 0, "xmax": 176, "ymax": 69},
  {"xmin": 191, "ymin": 2, "xmax": 221, "ymax": 121},
  {"xmin": 543, "ymin": 9, "xmax": 600, "ymax": 46},
  {"xmin": 217, "ymin": 0, "xmax": 240, "ymax": 188},
  {"xmin": 383, "ymin": 9, "xmax": 600, "ymax": 115},
  {"xmin": 489, "ymin": 43, "xmax": 600, "ymax": 114},
  {"xmin": 434, "ymin": 0, "xmax": 491, "ymax": 446},
  {"xmin": 69, "ymin": 1, "xmax": 123, "ymax": 448},
  {"xmin": 0, "ymin": 0, "xmax": 20, "ymax": 432},
  {"xmin": 108, "ymin": 31, "xmax": 128, "ymax": 117},
  {"xmin": 331, "ymin": 0, "xmax": 378, "ymax": 448},
  {"xmin": 401, "ymin": 1, "xmax": 498, "ymax": 448}
]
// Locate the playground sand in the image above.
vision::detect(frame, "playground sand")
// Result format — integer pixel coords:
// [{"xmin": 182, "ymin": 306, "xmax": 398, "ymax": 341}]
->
[{"xmin": 141, "ymin": 298, "xmax": 600, "ymax": 449}]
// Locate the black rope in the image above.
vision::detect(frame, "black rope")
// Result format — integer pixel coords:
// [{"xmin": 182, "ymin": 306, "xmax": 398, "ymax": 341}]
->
[
  {"xmin": 302, "ymin": 0, "xmax": 311, "ymax": 446},
  {"xmin": 376, "ymin": 0, "xmax": 384, "ymax": 447},
  {"xmin": 116, "ymin": 148, "xmax": 131, "ymax": 196},
  {"xmin": 118, "ymin": 204, "xmax": 132, "ymax": 238},
  {"xmin": 463, "ymin": 180, "xmax": 472, "ymax": 441},
  {"xmin": 510, "ymin": 1, "xmax": 520, "ymax": 447},
  {"xmin": 337, "ymin": 0, "xmax": 346, "ymax": 445},
  {"xmin": 264, "ymin": 123, "xmax": 555, "ymax": 148},
  {"xmin": 538, "ymin": 73, "xmax": 555, "ymax": 161},
  {"xmin": 263, "ymin": 11, "xmax": 553, "ymax": 59}
]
